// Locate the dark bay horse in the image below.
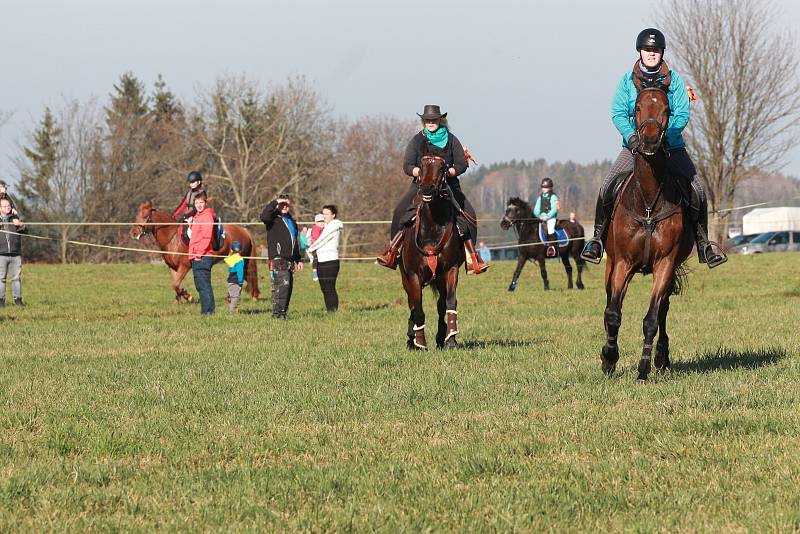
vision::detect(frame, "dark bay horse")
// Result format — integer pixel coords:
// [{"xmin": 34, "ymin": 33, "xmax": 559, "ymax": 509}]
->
[
  {"xmin": 399, "ymin": 151, "xmax": 465, "ymax": 350},
  {"xmin": 500, "ymin": 197, "xmax": 586, "ymax": 291},
  {"xmin": 601, "ymin": 82, "xmax": 693, "ymax": 383},
  {"xmin": 130, "ymin": 202, "xmax": 260, "ymax": 303}
]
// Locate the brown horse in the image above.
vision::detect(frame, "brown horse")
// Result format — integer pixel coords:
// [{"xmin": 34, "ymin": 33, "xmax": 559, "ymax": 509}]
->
[
  {"xmin": 601, "ymin": 83, "xmax": 693, "ymax": 383},
  {"xmin": 501, "ymin": 197, "xmax": 586, "ymax": 291},
  {"xmin": 399, "ymin": 150, "xmax": 465, "ymax": 350},
  {"xmin": 130, "ymin": 202, "xmax": 260, "ymax": 303}
]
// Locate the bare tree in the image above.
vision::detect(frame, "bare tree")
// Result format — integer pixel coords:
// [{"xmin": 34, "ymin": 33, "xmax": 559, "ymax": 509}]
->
[{"xmin": 659, "ymin": 0, "xmax": 800, "ymax": 242}]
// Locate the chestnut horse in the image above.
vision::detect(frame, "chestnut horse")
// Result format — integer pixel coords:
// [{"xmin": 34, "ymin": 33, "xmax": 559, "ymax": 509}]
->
[
  {"xmin": 399, "ymin": 149, "xmax": 465, "ymax": 350},
  {"xmin": 601, "ymin": 82, "xmax": 693, "ymax": 383},
  {"xmin": 130, "ymin": 202, "xmax": 260, "ymax": 303},
  {"xmin": 501, "ymin": 197, "xmax": 586, "ymax": 291}
]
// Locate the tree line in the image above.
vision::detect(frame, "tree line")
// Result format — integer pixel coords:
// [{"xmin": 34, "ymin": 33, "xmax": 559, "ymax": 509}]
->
[{"xmin": 14, "ymin": 74, "xmax": 417, "ymax": 262}]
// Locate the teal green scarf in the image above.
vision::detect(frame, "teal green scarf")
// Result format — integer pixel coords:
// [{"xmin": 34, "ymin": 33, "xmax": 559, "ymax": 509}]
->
[{"xmin": 424, "ymin": 127, "xmax": 449, "ymax": 149}]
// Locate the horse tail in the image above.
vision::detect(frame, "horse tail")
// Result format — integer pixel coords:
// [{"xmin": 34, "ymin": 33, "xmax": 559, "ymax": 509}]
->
[
  {"xmin": 245, "ymin": 234, "xmax": 260, "ymax": 301},
  {"xmin": 670, "ymin": 261, "xmax": 688, "ymax": 296}
]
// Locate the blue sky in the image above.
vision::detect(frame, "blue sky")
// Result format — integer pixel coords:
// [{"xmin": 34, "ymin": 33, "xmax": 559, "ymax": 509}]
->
[{"xmin": 1, "ymin": 0, "xmax": 799, "ymax": 184}]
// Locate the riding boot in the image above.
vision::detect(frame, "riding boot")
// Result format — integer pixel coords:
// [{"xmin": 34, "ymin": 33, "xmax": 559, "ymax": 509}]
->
[
  {"xmin": 376, "ymin": 231, "xmax": 404, "ymax": 269},
  {"xmin": 690, "ymin": 182, "xmax": 727, "ymax": 269},
  {"xmin": 464, "ymin": 238, "xmax": 489, "ymax": 275},
  {"xmin": 581, "ymin": 193, "xmax": 607, "ymax": 264}
]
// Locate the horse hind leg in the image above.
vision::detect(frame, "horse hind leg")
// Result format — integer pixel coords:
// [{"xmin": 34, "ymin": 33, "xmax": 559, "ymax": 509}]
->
[
  {"xmin": 560, "ymin": 252, "xmax": 573, "ymax": 289},
  {"xmin": 538, "ymin": 256, "xmax": 550, "ymax": 291},
  {"xmin": 575, "ymin": 252, "xmax": 586, "ymax": 290},
  {"xmin": 654, "ymin": 294, "xmax": 671, "ymax": 371}
]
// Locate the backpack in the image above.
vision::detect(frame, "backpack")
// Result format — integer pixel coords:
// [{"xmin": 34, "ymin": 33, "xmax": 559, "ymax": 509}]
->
[{"xmin": 212, "ymin": 216, "xmax": 225, "ymax": 250}]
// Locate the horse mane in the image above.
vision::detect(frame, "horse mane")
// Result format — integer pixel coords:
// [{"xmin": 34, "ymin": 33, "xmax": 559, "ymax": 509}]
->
[{"xmin": 507, "ymin": 196, "xmax": 532, "ymax": 215}]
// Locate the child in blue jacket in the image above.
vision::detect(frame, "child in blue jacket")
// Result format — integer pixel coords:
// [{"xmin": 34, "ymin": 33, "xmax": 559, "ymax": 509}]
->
[{"xmin": 224, "ymin": 241, "xmax": 245, "ymax": 312}]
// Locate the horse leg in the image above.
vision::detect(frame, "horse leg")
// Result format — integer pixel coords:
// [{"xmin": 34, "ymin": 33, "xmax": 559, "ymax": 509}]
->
[
  {"xmin": 401, "ymin": 273, "xmax": 426, "ymax": 350},
  {"xmin": 439, "ymin": 267, "xmax": 459, "ymax": 350},
  {"xmin": 638, "ymin": 266, "xmax": 674, "ymax": 382},
  {"xmin": 538, "ymin": 256, "xmax": 549, "ymax": 291},
  {"xmin": 508, "ymin": 254, "xmax": 525, "ymax": 291},
  {"xmin": 575, "ymin": 253, "xmax": 586, "ymax": 290},
  {"xmin": 560, "ymin": 252, "xmax": 573, "ymax": 289},
  {"xmin": 602, "ymin": 260, "xmax": 636, "ymax": 375},
  {"xmin": 169, "ymin": 268, "xmax": 183, "ymax": 303},
  {"xmin": 176, "ymin": 262, "xmax": 193, "ymax": 303},
  {"xmin": 654, "ymin": 293, "xmax": 671, "ymax": 371}
]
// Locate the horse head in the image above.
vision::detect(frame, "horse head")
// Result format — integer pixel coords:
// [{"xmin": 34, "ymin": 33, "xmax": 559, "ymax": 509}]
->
[
  {"xmin": 501, "ymin": 197, "xmax": 531, "ymax": 230},
  {"xmin": 418, "ymin": 149, "xmax": 447, "ymax": 203},
  {"xmin": 130, "ymin": 201, "xmax": 155, "ymax": 241},
  {"xmin": 634, "ymin": 85, "xmax": 670, "ymax": 156}
]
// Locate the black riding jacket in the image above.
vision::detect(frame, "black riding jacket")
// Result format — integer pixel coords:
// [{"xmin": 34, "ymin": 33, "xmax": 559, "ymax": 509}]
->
[
  {"xmin": 0, "ymin": 214, "xmax": 26, "ymax": 256},
  {"xmin": 260, "ymin": 200, "xmax": 302, "ymax": 263},
  {"xmin": 403, "ymin": 131, "xmax": 468, "ymax": 187}
]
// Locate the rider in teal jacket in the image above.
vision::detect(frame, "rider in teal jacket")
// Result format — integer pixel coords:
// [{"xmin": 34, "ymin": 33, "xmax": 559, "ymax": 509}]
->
[{"xmin": 581, "ymin": 28, "xmax": 726, "ymax": 269}]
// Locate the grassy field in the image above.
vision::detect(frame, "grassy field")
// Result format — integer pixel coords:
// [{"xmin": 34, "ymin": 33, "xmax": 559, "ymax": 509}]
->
[{"xmin": 2, "ymin": 253, "xmax": 800, "ymax": 531}]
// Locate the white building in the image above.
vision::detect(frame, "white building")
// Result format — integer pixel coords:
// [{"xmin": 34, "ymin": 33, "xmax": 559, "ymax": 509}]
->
[{"xmin": 742, "ymin": 207, "xmax": 800, "ymax": 235}]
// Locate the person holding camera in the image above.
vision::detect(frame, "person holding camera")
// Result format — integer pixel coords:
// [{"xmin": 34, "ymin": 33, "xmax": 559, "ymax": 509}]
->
[
  {"xmin": 260, "ymin": 196, "xmax": 303, "ymax": 319},
  {"xmin": 0, "ymin": 198, "xmax": 27, "ymax": 306}
]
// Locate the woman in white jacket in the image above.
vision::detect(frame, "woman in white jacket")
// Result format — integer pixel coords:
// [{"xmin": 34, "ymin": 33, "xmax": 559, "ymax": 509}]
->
[{"xmin": 306, "ymin": 204, "xmax": 343, "ymax": 311}]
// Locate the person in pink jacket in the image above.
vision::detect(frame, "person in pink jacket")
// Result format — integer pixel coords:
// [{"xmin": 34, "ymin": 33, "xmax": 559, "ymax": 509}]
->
[{"xmin": 188, "ymin": 192, "xmax": 216, "ymax": 314}]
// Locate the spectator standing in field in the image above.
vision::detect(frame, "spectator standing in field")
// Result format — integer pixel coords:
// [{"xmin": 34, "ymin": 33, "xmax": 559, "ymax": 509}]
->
[
  {"xmin": 308, "ymin": 213, "xmax": 325, "ymax": 282},
  {"xmin": 260, "ymin": 196, "xmax": 303, "ymax": 320},
  {"xmin": 225, "ymin": 241, "xmax": 245, "ymax": 313},
  {"xmin": 188, "ymin": 192, "xmax": 216, "ymax": 315},
  {"xmin": 0, "ymin": 198, "xmax": 27, "ymax": 306},
  {"xmin": 0, "ymin": 181, "xmax": 18, "ymax": 215},
  {"xmin": 478, "ymin": 241, "xmax": 491, "ymax": 263},
  {"xmin": 306, "ymin": 204, "xmax": 343, "ymax": 312}
]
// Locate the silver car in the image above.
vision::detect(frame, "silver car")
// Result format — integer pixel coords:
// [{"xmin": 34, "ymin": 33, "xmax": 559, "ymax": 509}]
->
[{"xmin": 739, "ymin": 231, "xmax": 800, "ymax": 254}]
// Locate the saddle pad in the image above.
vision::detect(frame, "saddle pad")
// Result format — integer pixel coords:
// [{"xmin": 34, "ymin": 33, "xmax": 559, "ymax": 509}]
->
[{"xmin": 538, "ymin": 223, "xmax": 569, "ymax": 248}]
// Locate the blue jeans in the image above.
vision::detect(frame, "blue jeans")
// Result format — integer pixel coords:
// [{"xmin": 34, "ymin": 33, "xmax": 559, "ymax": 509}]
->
[{"xmin": 192, "ymin": 256, "xmax": 215, "ymax": 314}]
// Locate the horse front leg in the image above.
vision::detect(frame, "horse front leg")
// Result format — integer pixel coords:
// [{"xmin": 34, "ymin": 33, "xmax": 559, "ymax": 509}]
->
[
  {"xmin": 437, "ymin": 267, "xmax": 459, "ymax": 349},
  {"xmin": 508, "ymin": 253, "xmax": 526, "ymax": 291},
  {"xmin": 560, "ymin": 251, "xmax": 573, "ymax": 289},
  {"xmin": 602, "ymin": 259, "xmax": 636, "ymax": 375},
  {"xmin": 638, "ymin": 264, "xmax": 675, "ymax": 382},
  {"xmin": 654, "ymin": 293, "xmax": 671, "ymax": 371},
  {"xmin": 401, "ymin": 272, "xmax": 426, "ymax": 350},
  {"xmin": 175, "ymin": 261, "xmax": 193, "ymax": 303},
  {"xmin": 538, "ymin": 255, "xmax": 549, "ymax": 291},
  {"xmin": 169, "ymin": 268, "xmax": 183, "ymax": 303}
]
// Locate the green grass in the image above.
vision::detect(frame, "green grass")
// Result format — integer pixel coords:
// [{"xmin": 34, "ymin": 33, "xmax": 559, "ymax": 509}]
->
[{"xmin": 2, "ymin": 254, "xmax": 800, "ymax": 531}]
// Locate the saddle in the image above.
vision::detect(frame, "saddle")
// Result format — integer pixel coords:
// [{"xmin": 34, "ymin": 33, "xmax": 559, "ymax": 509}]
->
[{"xmin": 538, "ymin": 223, "xmax": 569, "ymax": 248}]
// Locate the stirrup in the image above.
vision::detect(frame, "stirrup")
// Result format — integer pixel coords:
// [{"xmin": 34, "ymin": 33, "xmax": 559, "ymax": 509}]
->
[
  {"xmin": 702, "ymin": 243, "xmax": 728, "ymax": 269},
  {"xmin": 580, "ymin": 238, "xmax": 604, "ymax": 264}
]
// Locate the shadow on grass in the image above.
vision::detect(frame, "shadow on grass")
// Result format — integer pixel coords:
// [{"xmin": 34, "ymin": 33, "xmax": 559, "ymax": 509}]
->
[
  {"xmin": 239, "ymin": 308, "xmax": 272, "ymax": 315},
  {"xmin": 782, "ymin": 288, "xmax": 800, "ymax": 298},
  {"xmin": 672, "ymin": 347, "xmax": 785, "ymax": 374},
  {"xmin": 458, "ymin": 338, "xmax": 542, "ymax": 350},
  {"xmin": 348, "ymin": 303, "xmax": 391, "ymax": 313}
]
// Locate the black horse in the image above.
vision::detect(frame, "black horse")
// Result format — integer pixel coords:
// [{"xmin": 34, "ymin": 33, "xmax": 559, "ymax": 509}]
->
[{"xmin": 500, "ymin": 197, "xmax": 586, "ymax": 291}]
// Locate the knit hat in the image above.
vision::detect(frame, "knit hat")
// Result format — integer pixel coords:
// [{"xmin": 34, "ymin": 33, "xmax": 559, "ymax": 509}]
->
[
  {"xmin": 314, "ymin": 213, "xmax": 325, "ymax": 223},
  {"xmin": 231, "ymin": 241, "xmax": 242, "ymax": 251}
]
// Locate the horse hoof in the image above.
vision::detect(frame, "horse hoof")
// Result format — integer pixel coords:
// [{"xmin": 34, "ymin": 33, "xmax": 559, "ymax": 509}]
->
[
  {"xmin": 636, "ymin": 377, "xmax": 648, "ymax": 384},
  {"xmin": 577, "ymin": 284, "xmax": 585, "ymax": 290},
  {"xmin": 508, "ymin": 285, "xmax": 516, "ymax": 292}
]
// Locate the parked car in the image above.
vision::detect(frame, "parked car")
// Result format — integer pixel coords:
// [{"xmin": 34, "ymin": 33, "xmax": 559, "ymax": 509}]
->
[
  {"xmin": 739, "ymin": 231, "xmax": 800, "ymax": 255},
  {"xmin": 727, "ymin": 233, "xmax": 759, "ymax": 248}
]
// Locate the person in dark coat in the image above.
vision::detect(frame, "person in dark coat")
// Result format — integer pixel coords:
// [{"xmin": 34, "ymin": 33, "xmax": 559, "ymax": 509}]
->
[
  {"xmin": 0, "ymin": 198, "xmax": 26, "ymax": 306},
  {"xmin": 260, "ymin": 196, "xmax": 304, "ymax": 319},
  {"xmin": 376, "ymin": 105, "xmax": 488, "ymax": 274},
  {"xmin": 0, "ymin": 181, "xmax": 18, "ymax": 215}
]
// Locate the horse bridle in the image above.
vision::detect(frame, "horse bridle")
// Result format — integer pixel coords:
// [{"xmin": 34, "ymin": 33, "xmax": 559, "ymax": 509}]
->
[{"xmin": 634, "ymin": 86, "xmax": 670, "ymax": 156}]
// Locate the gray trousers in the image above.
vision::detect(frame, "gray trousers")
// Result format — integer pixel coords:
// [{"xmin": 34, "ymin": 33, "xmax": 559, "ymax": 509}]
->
[
  {"xmin": 600, "ymin": 148, "xmax": 705, "ymax": 201},
  {"xmin": 0, "ymin": 255, "xmax": 22, "ymax": 301},
  {"xmin": 227, "ymin": 282, "xmax": 242, "ymax": 312},
  {"xmin": 270, "ymin": 260, "xmax": 294, "ymax": 318}
]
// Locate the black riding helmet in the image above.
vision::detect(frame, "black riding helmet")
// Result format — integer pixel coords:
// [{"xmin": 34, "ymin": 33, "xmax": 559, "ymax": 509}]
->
[
  {"xmin": 636, "ymin": 28, "xmax": 666, "ymax": 50},
  {"xmin": 541, "ymin": 177, "xmax": 554, "ymax": 189},
  {"xmin": 186, "ymin": 170, "xmax": 203, "ymax": 183}
]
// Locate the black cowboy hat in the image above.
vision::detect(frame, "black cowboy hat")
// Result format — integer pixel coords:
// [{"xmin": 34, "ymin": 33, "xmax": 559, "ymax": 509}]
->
[{"xmin": 417, "ymin": 105, "xmax": 447, "ymax": 121}]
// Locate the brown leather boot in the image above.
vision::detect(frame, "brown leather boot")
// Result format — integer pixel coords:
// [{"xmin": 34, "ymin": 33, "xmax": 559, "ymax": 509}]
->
[
  {"xmin": 376, "ymin": 231, "xmax": 404, "ymax": 269},
  {"xmin": 464, "ymin": 239, "xmax": 489, "ymax": 275}
]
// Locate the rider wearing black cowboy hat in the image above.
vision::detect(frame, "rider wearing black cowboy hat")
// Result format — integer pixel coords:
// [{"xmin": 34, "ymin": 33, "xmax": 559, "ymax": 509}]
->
[
  {"xmin": 376, "ymin": 105, "xmax": 488, "ymax": 274},
  {"xmin": 580, "ymin": 28, "xmax": 726, "ymax": 268}
]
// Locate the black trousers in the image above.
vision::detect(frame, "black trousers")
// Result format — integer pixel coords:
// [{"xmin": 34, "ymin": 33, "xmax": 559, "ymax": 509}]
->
[
  {"xmin": 390, "ymin": 181, "xmax": 478, "ymax": 240},
  {"xmin": 270, "ymin": 258, "xmax": 294, "ymax": 318},
  {"xmin": 317, "ymin": 260, "xmax": 340, "ymax": 312}
]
